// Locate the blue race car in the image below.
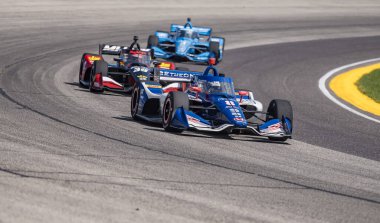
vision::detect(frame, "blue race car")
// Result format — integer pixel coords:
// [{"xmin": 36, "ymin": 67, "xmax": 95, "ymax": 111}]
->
[
  {"xmin": 130, "ymin": 60, "xmax": 293, "ymax": 142},
  {"xmin": 147, "ymin": 18, "xmax": 225, "ymax": 64}
]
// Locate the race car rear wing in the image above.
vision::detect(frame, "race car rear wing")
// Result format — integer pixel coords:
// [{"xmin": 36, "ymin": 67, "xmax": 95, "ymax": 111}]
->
[
  {"xmin": 159, "ymin": 69, "xmax": 203, "ymax": 82},
  {"xmin": 99, "ymin": 44, "xmax": 153, "ymax": 56},
  {"xmin": 170, "ymin": 24, "xmax": 212, "ymax": 36},
  {"xmin": 100, "ymin": 36, "xmax": 144, "ymax": 55},
  {"xmin": 99, "ymin": 44, "xmax": 127, "ymax": 55}
]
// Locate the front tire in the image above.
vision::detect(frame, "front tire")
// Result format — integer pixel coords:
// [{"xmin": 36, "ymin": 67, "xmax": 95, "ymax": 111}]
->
[
  {"xmin": 131, "ymin": 85, "xmax": 140, "ymax": 120},
  {"xmin": 162, "ymin": 92, "xmax": 189, "ymax": 133},
  {"xmin": 266, "ymin": 99, "xmax": 293, "ymax": 142},
  {"xmin": 89, "ymin": 60, "xmax": 107, "ymax": 93},
  {"xmin": 79, "ymin": 55, "xmax": 86, "ymax": 88}
]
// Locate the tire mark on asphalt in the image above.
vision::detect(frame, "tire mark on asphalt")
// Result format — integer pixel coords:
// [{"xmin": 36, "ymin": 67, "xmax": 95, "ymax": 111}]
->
[
  {"xmin": 0, "ymin": 169, "xmax": 307, "ymax": 189},
  {"xmin": 0, "ymin": 167, "xmax": 29, "ymax": 177},
  {"xmin": 1, "ymin": 87, "xmax": 380, "ymax": 204}
]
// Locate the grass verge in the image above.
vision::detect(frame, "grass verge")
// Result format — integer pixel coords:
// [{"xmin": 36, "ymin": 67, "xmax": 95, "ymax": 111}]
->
[{"xmin": 356, "ymin": 69, "xmax": 380, "ymax": 103}]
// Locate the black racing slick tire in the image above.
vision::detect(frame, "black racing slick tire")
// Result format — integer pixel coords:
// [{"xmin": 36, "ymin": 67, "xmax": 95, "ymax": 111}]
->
[
  {"xmin": 162, "ymin": 92, "xmax": 189, "ymax": 133},
  {"xmin": 209, "ymin": 41, "xmax": 220, "ymax": 64},
  {"xmin": 79, "ymin": 55, "xmax": 86, "ymax": 88},
  {"xmin": 89, "ymin": 60, "xmax": 107, "ymax": 93},
  {"xmin": 266, "ymin": 99, "xmax": 293, "ymax": 142},
  {"xmin": 131, "ymin": 85, "xmax": 140, "ymax": 120},
  {"xmin": 266, "ymin": 99, "xmax": 293, "ymax": 124},
  {"xmin": 147, "ymin": 35, "xmax": 159, "ymax": 48}
]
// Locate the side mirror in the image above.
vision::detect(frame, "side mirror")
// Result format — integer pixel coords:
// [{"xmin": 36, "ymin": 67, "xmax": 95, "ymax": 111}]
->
[
  {"xmin": 238, "ymin": 91, "xmax": 249, "ymax": 96},
  {"xmin": 190, "ymin": 86, "xmax": 201, "ymax": 93},
  {"xmin": 238, "ymin": 91, "xmax": 249, "ymax": 102},
  {"xmin": 190, "ymin": 86, "xmax": 201, "ymax": 98},
  {"xmin": 153, "ymin": 60, "xmax": 161, "ymax": 67}
]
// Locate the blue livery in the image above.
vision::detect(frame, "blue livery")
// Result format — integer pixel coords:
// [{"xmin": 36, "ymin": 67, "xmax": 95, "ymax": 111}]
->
[
  {"xmin": 147, "ymin": 18, "xmax": 225, "ymax": 64},
  {"xmin": 130, "ymin": 63, "xmax": 294, "ymax": 142}
]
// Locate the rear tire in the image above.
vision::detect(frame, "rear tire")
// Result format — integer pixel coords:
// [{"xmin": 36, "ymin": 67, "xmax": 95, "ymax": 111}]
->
[
  {"xmin": 162, "ymin": 92, "xmax": 189, "ymax": 133},
  {"xmin": 89, "ymin": 60, "xmax": 107, "ymax": 93},
  {"xmin": 147, "ymin": 35, "xmax": 159, "ymax": 48},
  {"xmin": 266, "ymin": 99, "xmax": 293, "ymax": 142},
  {"xmin": 209, "ymin": 42, "xmax": 220, "ymax": 64}
]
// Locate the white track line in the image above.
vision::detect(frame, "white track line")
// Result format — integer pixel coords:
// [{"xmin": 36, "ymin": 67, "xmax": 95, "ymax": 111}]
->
[{"xmin": 318, "ymin": 58, "xmax": 380, "ymax": 124}]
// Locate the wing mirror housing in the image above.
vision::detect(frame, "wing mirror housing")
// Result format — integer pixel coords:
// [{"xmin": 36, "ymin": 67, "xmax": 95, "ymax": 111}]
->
[
  {"xmin": 190, "ymin": 86, "xmax": 202, "ymax": 98},
  {"xmin": 238, "ymin": 91, "xmax": 249, "ymax": 102}
]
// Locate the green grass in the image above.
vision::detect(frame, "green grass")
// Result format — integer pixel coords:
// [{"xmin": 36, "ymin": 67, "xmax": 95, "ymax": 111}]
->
[{"xmin": 356, "ymin": 69, "xmax": 380, "ymax": 103}]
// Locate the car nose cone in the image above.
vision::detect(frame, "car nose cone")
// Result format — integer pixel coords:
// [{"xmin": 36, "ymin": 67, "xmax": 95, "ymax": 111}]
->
[
  {"xmin": 233, "ymin": 119, "xmax": 248, "ymax": 128},
  {"xmin": 176, "ymin": 39, "xmax": 191, "ymax": 55}
]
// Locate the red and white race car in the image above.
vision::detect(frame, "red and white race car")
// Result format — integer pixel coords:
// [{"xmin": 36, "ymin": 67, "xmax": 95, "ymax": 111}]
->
[{"xmin": 79, "ymin": 36, "xmax": 176, "ymax": 93}]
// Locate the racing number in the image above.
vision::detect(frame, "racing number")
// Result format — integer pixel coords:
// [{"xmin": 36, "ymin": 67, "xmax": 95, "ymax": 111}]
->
[{"xmin": 225, "ymin": 100, "xmax": 235, "ymax": 106}]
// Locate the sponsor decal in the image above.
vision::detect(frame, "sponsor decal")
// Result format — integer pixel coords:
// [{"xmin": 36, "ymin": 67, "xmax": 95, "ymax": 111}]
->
[
  {"xmin": 146, "ymin": 84, "xmax": 162, "ymax": 88},
  {"xmin": 234, "ymin": 117, "xmax": 244, "ymax": 122},
  {"xmin": 137, "ymin": 75, "xmax": 147, "ymax": 81},
  {"xmin": 103, "ymin": 45, "xmax": 121, "ymax": 52},
  {"xmin": 265, "ymin": 123, "xmax": 282, "ymax": 133},
  {"xmin": 159, "ymin": 62, "xmax": 171, "ymax": 69},
  {"xmin": 160, "ymin": 70, "xmax": 194, "ymax": 79},
  {"xmin": 229, "ymin": 108, "xmax": 239, "ymax": 113},
  {"xmin": 186, "ymin": 115, "xmax": 200, "ymax": 123},
  {"xmin": 88, "ymin": 56, "xmax": 101, "ymax": 61},
  {"xmin": 229, "ymin": 107, "xmax": 243, "ymax": 118}
]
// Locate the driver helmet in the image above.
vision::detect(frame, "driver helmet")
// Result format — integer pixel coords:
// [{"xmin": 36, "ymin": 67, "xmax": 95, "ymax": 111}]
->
[{"xmin": 207, "ymin": 81, "xmax": 221, "ymax": 93}]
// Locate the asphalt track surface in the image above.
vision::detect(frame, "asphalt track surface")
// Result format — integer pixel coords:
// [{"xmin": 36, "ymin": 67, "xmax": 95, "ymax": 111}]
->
[{"xmin": 1, "ymin": 1, "xmax": 380, "ymax": 222}]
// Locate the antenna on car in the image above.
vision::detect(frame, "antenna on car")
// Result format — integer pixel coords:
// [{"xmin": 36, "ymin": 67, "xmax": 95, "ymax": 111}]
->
[
  {"xmin": 185, "ymin": 18, "xmax": 192, "ymax": 28},
  {"xmin": 129, "ymin": 36, "xmax": 141, "ymax": 51}
]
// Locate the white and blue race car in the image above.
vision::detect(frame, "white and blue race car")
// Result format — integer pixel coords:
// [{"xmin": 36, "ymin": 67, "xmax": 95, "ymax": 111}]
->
[
  {"xmin": 130, "ymin": 61, "xmax": 293, "ymax": 142},
  {"xmin": 147, "ymin": 18, "xmax": 225, "ymax": 64}
]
